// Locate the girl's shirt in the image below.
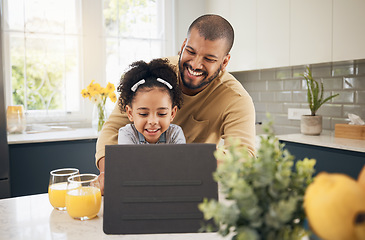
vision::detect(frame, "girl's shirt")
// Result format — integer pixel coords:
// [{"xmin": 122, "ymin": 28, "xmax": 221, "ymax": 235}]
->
[{"xmin": 118, "ymin": 124, "xmax": 186, "ymax": 144}]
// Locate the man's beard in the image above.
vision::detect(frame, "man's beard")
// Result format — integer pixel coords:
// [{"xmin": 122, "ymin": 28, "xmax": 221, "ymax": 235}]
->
[{"xmin": 178, "ymin": 57, "xmax": 221, "ymax": 90}]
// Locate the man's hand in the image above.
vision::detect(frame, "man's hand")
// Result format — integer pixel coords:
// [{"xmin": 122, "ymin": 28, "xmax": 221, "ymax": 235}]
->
[{"xmin": 97, "ymin": 157, "xmax": 105, "ymax": 195}]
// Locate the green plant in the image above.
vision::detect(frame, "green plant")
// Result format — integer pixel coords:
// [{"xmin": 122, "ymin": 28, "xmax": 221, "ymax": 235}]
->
[
  {"xmin": 302, "ymin": 66, "xmax": 339, "ymax": 116},
  {"xmin": 199, "ymin": 119, "xmax": 316, "ymax": 240}
]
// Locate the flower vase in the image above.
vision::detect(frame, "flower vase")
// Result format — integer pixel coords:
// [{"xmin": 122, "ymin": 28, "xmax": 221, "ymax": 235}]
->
[{"xmin": 92, "ymin": 103, "xmax": 107, "ymax": 132}]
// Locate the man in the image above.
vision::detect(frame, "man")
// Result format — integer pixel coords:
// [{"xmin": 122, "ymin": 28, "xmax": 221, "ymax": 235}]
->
[{"xmin": 96, "ymin": 14, "xmax": 256, "ymax": 194}]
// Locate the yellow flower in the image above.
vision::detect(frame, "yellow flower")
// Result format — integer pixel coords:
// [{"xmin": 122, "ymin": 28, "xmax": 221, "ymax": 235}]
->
[
  {"xmin": 105, "ymin": 82, "xmax": 116, "ymax": 94},
  {"xmin": 109, "ymin": 92, "xmax": 117, "ymax": 103},
  {"xmin": 101, "ymin": 87, "xmax": 108, "ymax": 95},
  {"xmin": 87, "ymin": 80, "xmax": 95, "ymax": 91},
  {"xmin": 81, "ymin": 89, "xmax": 89, "ymax": 98},
  {"xmin": 81, "ymin": 80, "xmax": 116, "ymax": 104},
  {"xmin": 93, "ymin": 83, "xmax": 103, "ymax": 93},
  {"xmin": 88, "ymin": 85, "xmax": 100, "ymax": 97}
]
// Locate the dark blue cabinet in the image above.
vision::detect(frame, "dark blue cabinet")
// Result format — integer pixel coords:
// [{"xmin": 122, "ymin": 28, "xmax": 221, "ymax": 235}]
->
[
  {"xmin": 9, "ymin": 139, "xmax": 98, "ymax": 197},
  {"xmin": 281, "ymin": 141, "xmax": 365, "ymax": 179}
]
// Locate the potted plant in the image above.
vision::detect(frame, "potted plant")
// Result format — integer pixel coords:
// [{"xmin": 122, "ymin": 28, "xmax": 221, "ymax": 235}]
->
[
  {"xmin": 300, "ymin": 66, "xmax": 339, "ymax": 135},
  {"xmin": 199, "ymin": 120, "xmax": 316, "ymax": 240}
]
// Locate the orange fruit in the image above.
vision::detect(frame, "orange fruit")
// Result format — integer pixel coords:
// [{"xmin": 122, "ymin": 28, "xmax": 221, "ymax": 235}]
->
[
  {"xmin": 304, "ymin": 172, "xmax": 365, "ymax": 240},
  {"xmin": 357, "ymin": 165, "xmax": 365, "ymax": 192}
]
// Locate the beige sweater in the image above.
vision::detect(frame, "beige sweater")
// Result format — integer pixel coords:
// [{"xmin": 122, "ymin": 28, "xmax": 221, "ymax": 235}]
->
[{"xmin": 95, "ymin": 56, "xmax": 256, "ymax": 166}]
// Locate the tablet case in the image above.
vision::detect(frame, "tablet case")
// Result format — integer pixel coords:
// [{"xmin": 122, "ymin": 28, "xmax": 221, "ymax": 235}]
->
[{"xmin": 103, "ymin": 143, "xmax": 218, "ymax": 234}]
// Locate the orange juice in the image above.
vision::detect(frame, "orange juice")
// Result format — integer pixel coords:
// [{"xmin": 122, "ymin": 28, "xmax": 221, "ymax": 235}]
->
[
  {"xmin": 48, "ymin": 182, "xmax": 68, "ymax": 209},
  {"xmin": 66, "ymin": 186, "xmax": 101, "ymax": 220}
]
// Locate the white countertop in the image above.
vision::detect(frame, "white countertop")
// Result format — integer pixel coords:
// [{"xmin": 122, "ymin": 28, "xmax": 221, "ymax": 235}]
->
[
  {"xmin": 0, "ymin": 193, "xmax": 228, "ymax": 240},
  {"xmin": 7, "ymin": 127, "xmax": 364, "ymax": 153},
  {"xmin": 7, "ymin": 128, "xmax": 98, "ymax": 144},
  {"xmin": 277, "ymin": 133, "xmax": 365, "ymax": 153}
]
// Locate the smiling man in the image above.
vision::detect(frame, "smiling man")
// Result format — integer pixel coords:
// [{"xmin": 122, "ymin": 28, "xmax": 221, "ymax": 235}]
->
[
  {"xmin": 95, "ymin": 14, "xmax": 256, "ymax": 194},
  {"xmin": 178, "ymin": 18, "xmax": 233, "ymax": 95}
]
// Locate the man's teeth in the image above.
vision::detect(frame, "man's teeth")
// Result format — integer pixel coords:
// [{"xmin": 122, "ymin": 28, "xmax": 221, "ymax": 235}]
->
[{"xmin": 188, "ymin": 68, "xmax": 203, "ymax": 76}]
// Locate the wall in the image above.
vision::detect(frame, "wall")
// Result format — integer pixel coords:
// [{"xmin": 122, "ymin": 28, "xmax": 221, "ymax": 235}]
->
[
  {"xmin": 173, "ymin": 0, "xmax": 206, "ymax": 54},
  {"xmin": 232, "ymin": 59, "xmax": 365, "ymax": 135}
]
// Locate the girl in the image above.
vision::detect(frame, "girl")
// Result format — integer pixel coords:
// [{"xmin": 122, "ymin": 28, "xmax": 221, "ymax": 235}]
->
[{"xmin": 117, "ymin": 59, "xmax": 185, "ymax": 144}]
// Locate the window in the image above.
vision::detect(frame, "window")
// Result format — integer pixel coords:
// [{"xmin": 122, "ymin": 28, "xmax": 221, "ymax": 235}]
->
[{"xmin": 1, "ymin": 0, "xmax": 173, "ymax": 126}]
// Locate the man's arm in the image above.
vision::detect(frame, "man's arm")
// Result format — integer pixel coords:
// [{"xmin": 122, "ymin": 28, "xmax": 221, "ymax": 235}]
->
[
  {"xmin": 96, "ymin": 104, "xmax": 130, "ymax": 195},
  {"xmin": 95, "ymin": 103, "xmax": 130, "ymax": 167},
  {"xmin": 221, "ymin": 93, "xmax": 256, "ymax": 156}
]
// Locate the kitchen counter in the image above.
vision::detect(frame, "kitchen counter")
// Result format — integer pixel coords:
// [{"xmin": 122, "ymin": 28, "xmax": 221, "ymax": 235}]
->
[
  {"xmin": 7, "ymin": 128, "xmax": 98, "ymax": 144},
  {"xmin": 277, "ymin": 133, "xmax": 365, "ymax": 153},
  {"xmin": 0, "ymin": 193, "xmax": 228, "ymax": 240},
  {"xmin": 277, "ymin": 133, "xmax": 364, "ymax": 180}
]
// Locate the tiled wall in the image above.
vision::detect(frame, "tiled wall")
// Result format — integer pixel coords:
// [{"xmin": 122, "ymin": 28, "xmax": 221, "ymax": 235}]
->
[{"xmin": 232, "ymin": 59, "xmax": 365, "ymax": 135}]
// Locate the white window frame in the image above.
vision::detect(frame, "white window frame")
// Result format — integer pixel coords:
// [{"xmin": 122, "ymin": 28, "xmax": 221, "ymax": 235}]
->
[{"xmin": 1, "ymin": 0, "xmax": 175, "ymax": 128}]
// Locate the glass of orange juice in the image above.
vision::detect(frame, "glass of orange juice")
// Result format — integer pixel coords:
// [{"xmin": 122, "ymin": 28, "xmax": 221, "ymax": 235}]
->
[
  {"xmin": 66, "ymin": 174, "xmax": 101, "ymax": 221},
  {"xmin": 48, "ymin": 168, "xmax": 79, "ymax": 210}
]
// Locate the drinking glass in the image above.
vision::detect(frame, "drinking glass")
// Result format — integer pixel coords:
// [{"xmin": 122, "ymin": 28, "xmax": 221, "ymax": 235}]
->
[
  {"xmin": 48, "ymin": 168, "xmax": 79, "ymax": 210},
  {"xmin": 66, "ymin": 174, "xmax": 101, "ymax": 220},
  {"xmin": 7, "ymin": 105, "xmax": 26, "ymax": 134}
]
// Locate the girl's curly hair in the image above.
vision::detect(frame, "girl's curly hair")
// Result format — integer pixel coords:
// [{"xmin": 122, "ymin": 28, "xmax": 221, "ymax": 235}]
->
[{"xmin": 117, "ymin": 58, "xmax": 183, "ymax": 112}]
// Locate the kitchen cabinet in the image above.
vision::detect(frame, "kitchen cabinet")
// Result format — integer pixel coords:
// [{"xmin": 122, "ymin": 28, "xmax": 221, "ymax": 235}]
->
[
  {"xmin": 290, "ymin": 0, "xmax": 332, "ymax": 66},
  {"xmin": 333, "ymin": 0, "xmax": 365, "ymax": 62},
  {"xmin": 204, "ymin": 0, "xmax": 365, "ymax": 71},
  {"xmin": 281, "ymin": 141, "xmax": 365, "ymax": 179},
  {"xmin": 9, "ymin": 139, "xmax": 98, "ymax": 197},
  {"xmin": 207, "ymin": 0, "xmax": 257, "ymax": 71},
  {"xmin": 257, "ymin": 0, "xmax": 290, "ymax": 69}
]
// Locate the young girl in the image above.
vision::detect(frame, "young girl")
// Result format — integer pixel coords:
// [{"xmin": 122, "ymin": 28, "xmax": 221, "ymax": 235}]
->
[{"xmin": 117, "ymin": 58, "xmax": 185, "ymax": 144}]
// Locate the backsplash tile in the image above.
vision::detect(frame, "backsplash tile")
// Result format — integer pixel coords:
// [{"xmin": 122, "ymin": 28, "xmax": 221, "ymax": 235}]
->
[
  {"xmin": 260, "ymin": 91, "xmax": 275, "ymax": 102},
  {"xmin": 292, "ymin": 66, "xmax": 307, "ymax": 78},
  {"xmin": 267, "ymin": 80, "xmax": 284, "ymax": 91},
  {"xmin": 246, "ymin": 71, "xmax": 260, "ymax": 81},
  {"xmin": 322, "ymin": 117, "xmax": 331, "ymax": 130},
  {"xmin": 343, "ymin": 105, "xmax": 365, "ymax": 118},
  {"xmin": 283, "ymin": 102, "xmax": 301, "ymax": 111},
  {"xmin": 254, "ymin": 102, "xmax": 266, "ymax": 112},
  {"xmin": 266, "ymin": 103, "xmax": 284, "ymax": 113},
  {"xmin": 322, "ymin": 77, "xmax": 343, "ymax": 90},
  {"xmin": 261, "ymin": 69, "xmax": 276, "ymax": 80},
  {"xmin": 332, "ymin": 91, "xmax": 354, "ymax": 103},
  {"xmin": 273, "ymin": 114, "xmax": 291, "ymax": 126},
  {"xmin": 356, "ymin": 60, "xmax": 365, "ymax": 75},
  {"xmin": 343, "ymin": 77, "xmax": 365, "ymax": 89},
  {"xmin": 331, "ymin": 118, "xmax": 350, "ymax": 128},
  {"xmin": 276, "ymin": 68, "xmax": 292, "ymax": 79},
  {"xmin": 317, "ymin": 104, "xmax": 343, "ymax": 117},
  {"xmin": 357, "ymin": 91, "xmax": 365, "ymax": 104},
  {"xmin": 311, "ymin": 63, "xmax": 332, "ymax": 78},
  {"xmin": 292, "ymin": 91, "xmax": 307, "ymax": 102},
  {"xmin": 284, "ymin": 79, "xmax": 301, "ymax": 90},
  {"xmin": 232, "ymin": 58, "xmax": 365, "ymax": 135},
  {"xmin": 253, "ymin": 81, "xmax": 267, "ymax": 91},
  {"xmin": 276, "ymin": 91, "xmax": 292, "ymax": 102},
  {"xmin": 241, "ymin": 81, "xmax": 255, "ymax": 92},
  {"xmin": 332, "ymin": 62, "xmax": 355, "ymax": 76},
  {"xmin": 249, "ymin": 92, "xmax": 260, "ymax": 102}
]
